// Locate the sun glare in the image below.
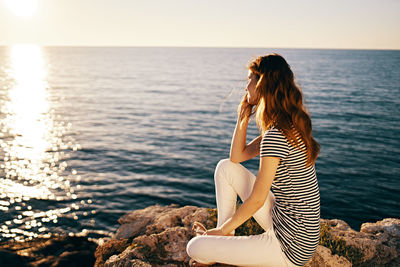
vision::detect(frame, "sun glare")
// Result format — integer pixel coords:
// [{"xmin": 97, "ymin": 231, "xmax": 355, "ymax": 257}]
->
[
  {"xmin": 4, "ymin": 0, "xmax": 38, "ymax": 17},
  {"xmin": 0, "ymin": 44, "xmax": 82, "ymax": 241}
]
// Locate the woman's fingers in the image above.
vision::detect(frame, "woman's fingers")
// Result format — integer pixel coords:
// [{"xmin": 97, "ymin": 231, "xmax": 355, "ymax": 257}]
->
[{"xmin": 238, "ymin": 93, "xmax": 254, "ymax": 120}]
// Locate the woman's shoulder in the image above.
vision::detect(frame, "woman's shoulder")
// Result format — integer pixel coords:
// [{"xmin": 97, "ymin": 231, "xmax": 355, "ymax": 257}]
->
[
  {"xmin": 264, "ymin": 125, "xmax": 288, "ymax": 140},
  {"xmin": 262, "ymin": 125, "xmax": 290, "ymax": 146},
  {"xmin": 261, "ymin": 126, "xmax": 290, "ymax": 159},
  {"xmin": 265, "ymin": 124, "xmax": 304, "ymax": 148}
]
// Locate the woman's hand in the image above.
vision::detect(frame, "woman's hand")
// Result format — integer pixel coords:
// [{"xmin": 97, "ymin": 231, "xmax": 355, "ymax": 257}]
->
[{"xmin": 237, "ymin": 93, "xmax": 254, "ymax": 124}]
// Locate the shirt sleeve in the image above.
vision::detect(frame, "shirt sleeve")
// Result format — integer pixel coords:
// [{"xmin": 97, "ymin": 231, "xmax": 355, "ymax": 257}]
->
[{"xmin": 260, "ymin": 127, "xmax": 290, "ymax": 159}]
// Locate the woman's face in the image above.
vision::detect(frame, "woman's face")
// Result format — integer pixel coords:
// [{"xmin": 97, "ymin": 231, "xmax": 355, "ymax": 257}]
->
[{"xmin": 245, "ymin": 70, "xmax": 259, "ymax": 105}]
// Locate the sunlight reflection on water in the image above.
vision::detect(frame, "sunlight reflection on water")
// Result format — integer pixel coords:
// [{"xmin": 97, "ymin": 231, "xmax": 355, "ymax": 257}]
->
[{"xmin": 0, "ymin": 44, "xmax": 87, "ymax": 241}]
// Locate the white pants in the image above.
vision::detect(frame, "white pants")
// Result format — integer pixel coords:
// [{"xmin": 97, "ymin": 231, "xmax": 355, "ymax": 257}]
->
[{"xmin": 186, "ymin": 158, "xmax": 297, "ymax": 267}]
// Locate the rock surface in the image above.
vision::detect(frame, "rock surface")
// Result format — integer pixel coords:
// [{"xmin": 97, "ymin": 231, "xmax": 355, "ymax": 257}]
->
[
  {"xmin": 319, "ymin": 218, "xmax": 400, "ymax": 266},
  {"xmin": 305, "ymin": 245, "xmax": 351, "ymax": 267},
  {"xmin": 0, "ymin": 235, "xmax": 98, "ymax": 267},
  {"xmin": 94, "ymin": 204, "xmax": 400, "ymax": 267}
]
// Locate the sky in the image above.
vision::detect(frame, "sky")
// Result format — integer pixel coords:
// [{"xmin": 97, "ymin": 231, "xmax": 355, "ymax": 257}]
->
[{"xmin": 1, "ymin": 0, "xmax": 399, "ymax": 49}]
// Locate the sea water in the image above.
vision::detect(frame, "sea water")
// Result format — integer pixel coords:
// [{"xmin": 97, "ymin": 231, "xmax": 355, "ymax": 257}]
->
[{"xmin": 0, "ymin": 46, "xmax": 399, "ymax": 241}]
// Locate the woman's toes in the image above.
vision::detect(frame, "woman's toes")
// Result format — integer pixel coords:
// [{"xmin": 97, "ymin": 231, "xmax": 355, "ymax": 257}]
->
[
  {"xmin": 192, "ymin": 221, "xmax": 207, "ymax": 236},
  {"xmin": 193, "ymin": 227, "xmax": 205, "ymax": 236},
  {"xmin": 193, "ymin": 221, "xmax": 207, "ymax": 231}
]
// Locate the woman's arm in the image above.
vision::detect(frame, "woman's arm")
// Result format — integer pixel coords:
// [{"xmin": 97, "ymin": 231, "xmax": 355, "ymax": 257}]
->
[
  {"xmin": 230, "ymin": 93, "xmax": 260, "ymax": 163},
  {"xmin": 229, "ymin": 118, "xmax": 262, "ymax": 163},
  {"xmin": 205, "ymin": 156, "xmax": 280, "ymax": 236}
]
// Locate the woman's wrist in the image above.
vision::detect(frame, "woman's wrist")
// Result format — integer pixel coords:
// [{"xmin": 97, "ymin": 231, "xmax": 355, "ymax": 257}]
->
[
  {"xmin": 237, "ymin": 116, "xmax": 249, "ymax": 128},
  {"xmin": 220, "ymin": 218, "xmax": 234, "ymax": 236}
]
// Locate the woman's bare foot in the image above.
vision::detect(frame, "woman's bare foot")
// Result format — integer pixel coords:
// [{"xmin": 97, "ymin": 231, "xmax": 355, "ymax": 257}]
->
[
  {"xmin": 189, "ymin": 258, "xmax": 215, "ymax": 266},
  {"xmin": 192, "ymin": 221, "xmax": 207, "ymax": 236}
]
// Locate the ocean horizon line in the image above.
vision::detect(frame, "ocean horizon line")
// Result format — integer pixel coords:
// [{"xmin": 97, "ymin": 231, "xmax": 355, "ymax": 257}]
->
[{"xmin": 0, "ymin": 44, "xmax": 399, "ymax": 51}]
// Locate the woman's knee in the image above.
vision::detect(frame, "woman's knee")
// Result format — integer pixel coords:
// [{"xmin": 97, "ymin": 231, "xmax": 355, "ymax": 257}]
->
[
  {"xmin": 215, "ymin": 158, "xmax": 237, "ymax": 179},
  {"xmin": 186, "ymin": 236, "xmax": 208, "ymax": 259}
]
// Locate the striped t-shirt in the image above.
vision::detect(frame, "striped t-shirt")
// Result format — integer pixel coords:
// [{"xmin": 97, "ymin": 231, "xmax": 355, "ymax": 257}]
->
[{"xmin": 260, "ymin": 126, "xmax": 320, "ymax": 266}]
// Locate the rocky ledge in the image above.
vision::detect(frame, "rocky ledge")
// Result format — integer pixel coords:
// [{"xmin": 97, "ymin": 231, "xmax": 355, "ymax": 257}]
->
[{"xmin": 94, "ymin": 204, "xmax": 400, "ymax": 267}]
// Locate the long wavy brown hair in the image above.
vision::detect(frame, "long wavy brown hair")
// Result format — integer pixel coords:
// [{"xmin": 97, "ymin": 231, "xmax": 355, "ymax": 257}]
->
[{"xmin": 240, "ymin": 53, "xmax": 320, "ymax": 166}]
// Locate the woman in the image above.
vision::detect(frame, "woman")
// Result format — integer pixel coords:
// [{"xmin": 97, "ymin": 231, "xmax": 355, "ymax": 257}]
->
[{"xmin": 186, "ymin": 53, "xmax": 320, "ymax": 267}]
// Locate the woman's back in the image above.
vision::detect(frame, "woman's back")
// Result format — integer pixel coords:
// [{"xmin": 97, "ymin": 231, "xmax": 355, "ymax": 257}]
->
[{"xmin": 261, "ymin": 126, "xmax": 320, "ymax": 266}]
